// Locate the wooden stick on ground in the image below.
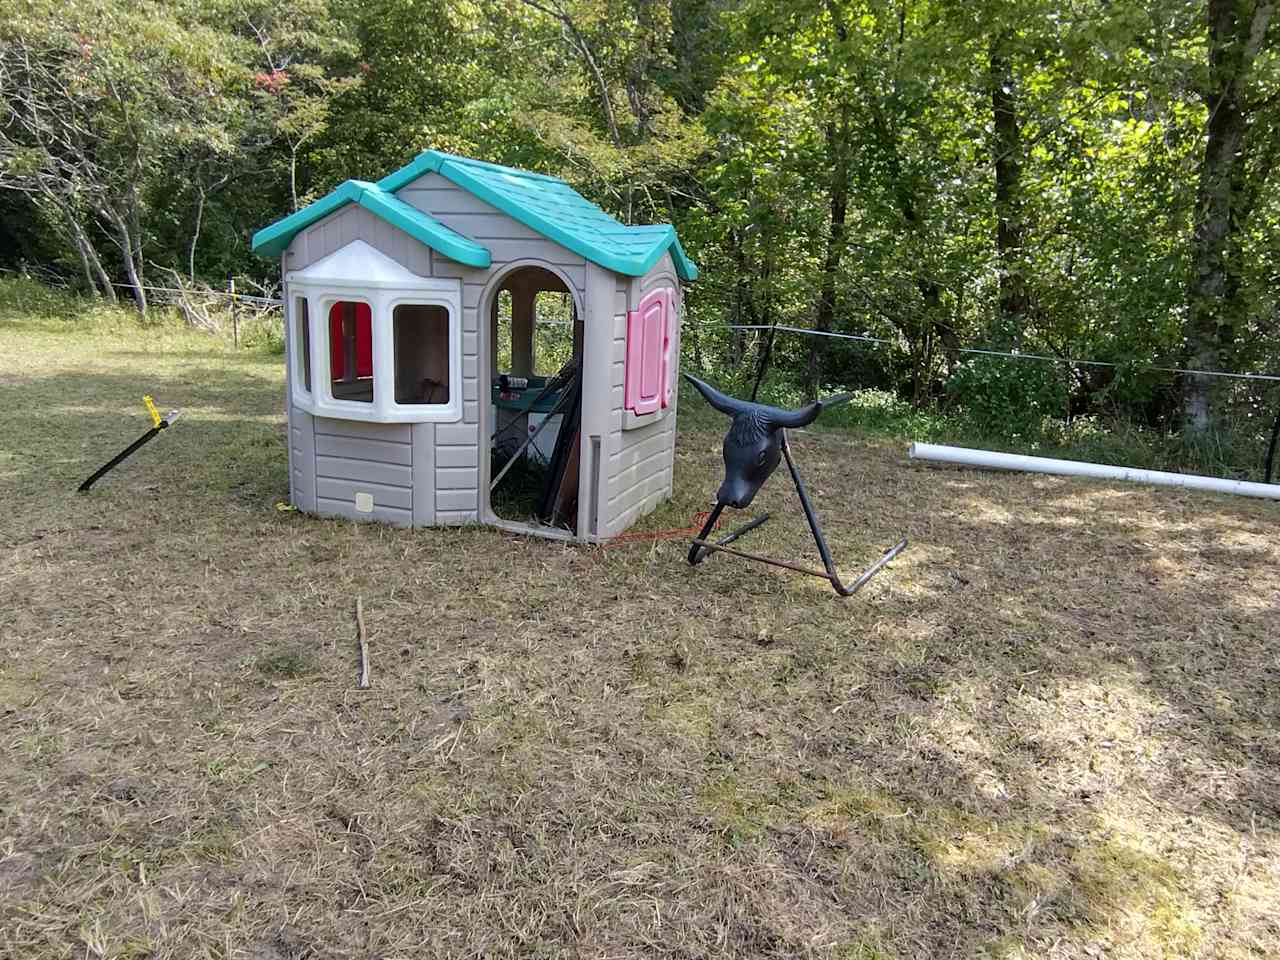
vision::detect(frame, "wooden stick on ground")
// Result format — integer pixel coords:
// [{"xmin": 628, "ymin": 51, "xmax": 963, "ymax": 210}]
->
[{"xmin": 355, "ymin": 596, "xmax": 370, "ymax": 689}]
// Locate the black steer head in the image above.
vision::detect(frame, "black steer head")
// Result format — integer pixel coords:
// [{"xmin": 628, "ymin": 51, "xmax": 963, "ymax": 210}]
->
[{"xmin": 684, "ymin": 374, "xmax": 826, "ymax": 509}]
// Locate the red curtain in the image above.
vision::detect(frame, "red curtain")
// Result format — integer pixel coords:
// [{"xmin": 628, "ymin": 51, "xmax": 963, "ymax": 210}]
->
[{"xmin": 328, "ymin": 301, "xmax": 373, "ymax": 379}]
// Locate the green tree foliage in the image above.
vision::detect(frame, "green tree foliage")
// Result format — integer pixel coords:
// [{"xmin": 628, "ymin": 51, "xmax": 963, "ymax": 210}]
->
[{"xmin": 1, "ymin": 0, "xmax": 1276, "ymax": 447}]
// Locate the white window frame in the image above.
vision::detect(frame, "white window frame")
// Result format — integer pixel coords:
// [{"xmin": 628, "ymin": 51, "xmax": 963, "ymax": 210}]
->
[
  {"xmin": 284, "ymin": 274, "xmax": 463, "ymax": 424},
  {"xmin": 289, "ymin": 295, "xmax": 312, "ymax": 395}
]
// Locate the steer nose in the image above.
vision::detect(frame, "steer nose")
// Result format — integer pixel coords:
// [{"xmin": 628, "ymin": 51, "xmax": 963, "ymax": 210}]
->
[{"xmin": 718, "ymin": 480, "xmax": 755, "ymax": 510}]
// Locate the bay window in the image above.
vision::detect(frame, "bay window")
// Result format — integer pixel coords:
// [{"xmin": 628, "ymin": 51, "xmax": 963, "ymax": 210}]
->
[{"xmin": 285, "ymin": 240, "xmax": 462, "ymax": 423}]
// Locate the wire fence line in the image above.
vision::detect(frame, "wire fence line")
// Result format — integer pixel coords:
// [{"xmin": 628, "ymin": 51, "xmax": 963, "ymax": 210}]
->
[
  {"xmin": 714, "ymin": 323, "xmax": 1280, "ymax": 385},
  {"xmin": 23, "ymin": 272, "xmax": 1277, "ymax": 385},
  {"xmin": 110, "ymin": 282, "xmax": 284, "ymax": 306}
]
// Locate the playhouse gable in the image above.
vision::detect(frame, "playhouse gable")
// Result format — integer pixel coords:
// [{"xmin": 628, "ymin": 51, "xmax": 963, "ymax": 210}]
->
[{"xmin": 288, "ymin": 239, "xmax": 424, "ymax": 287}]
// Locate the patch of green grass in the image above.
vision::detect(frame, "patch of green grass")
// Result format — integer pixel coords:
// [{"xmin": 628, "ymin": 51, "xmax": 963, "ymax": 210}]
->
[{"xmin": 255, "ymin": 648, "xmax": 318, "ymax": 679}]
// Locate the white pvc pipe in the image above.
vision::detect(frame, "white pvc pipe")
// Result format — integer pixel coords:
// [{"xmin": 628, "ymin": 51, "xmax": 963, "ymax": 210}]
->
[{"xmin": 907, "ymin": 442, "xmax": 1280, "ymax": 501}]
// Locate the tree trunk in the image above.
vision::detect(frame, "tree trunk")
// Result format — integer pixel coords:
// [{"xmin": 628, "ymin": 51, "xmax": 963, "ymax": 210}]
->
[
  {"xmin": 289, "ymin": 145, "xmax": 300, "ymax": 211},
  {"xmin": 43, "ymin": 192, "xmax": 116, "ymax": 301},
  {"xmin": 989, "ymin": 34, "xmax": 1027, "ymax": 345},
  {"xmin": 105, "ymin": 207, "xmax": 146, "ymax": 314},
  {"xmin": 806, "ymin": 107, "xmax": 850, "ymax": 401},
  {"xmin": 727, "ymin": 227, "xmax": 761, "ymax": 368},
  {"xmin": 1182, "ymin": 0, "xmax": 1275, "ymax": 437},
  {"xmin": 189, "ymin": 184, "xmax": 205, "ymax": 281},
  {"xmin": 81, "ymin": 224, "xmax": 117, "ymax": 303},
  {"xmin": 70, "ymin": 229, "xmax": 97, "ymax": 294}
]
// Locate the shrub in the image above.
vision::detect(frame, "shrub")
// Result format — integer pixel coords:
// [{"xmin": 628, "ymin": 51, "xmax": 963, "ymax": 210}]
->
[{"xmin": 945, "ymin": 355, "xmax": 1068, "ymax": 438}]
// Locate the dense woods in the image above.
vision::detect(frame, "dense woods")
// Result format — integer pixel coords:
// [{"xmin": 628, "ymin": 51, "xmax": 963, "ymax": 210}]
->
[{"xmin": 2, "ymin": 0, "xmax": 1277, "ymax": 453}]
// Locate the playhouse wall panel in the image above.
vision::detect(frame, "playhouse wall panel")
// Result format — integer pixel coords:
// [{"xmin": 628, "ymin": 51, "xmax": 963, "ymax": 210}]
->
[
  {"xmin": 435, "ymin": 510, "xmax": 475, "ymax": 525},
  {"xmin": 428, "ymin": 259, "xmax": 470, "ymax": 280},
  {"xmin": 436, "ymin": 445, "xmax": 479, "ymax": 468},
  {"xmin": 436, "ymin": 489, "xmax": 478, "ymax": 512},
  {"xmin": 434, "ymin": 212, "xmax": 546, "ymax": 243},
  {"xmin": 314, "ymin": 434, "xmax": 413, "ymax": 466},
  {"xmin": 316, "ymin": 477, "xmax": 413, "ymax": 511},
  {"xmin": 315, "ymin": 497, "xmax": 413, "ymax": 526},
  {"xmin": 597, "ymin": 247, "xmax": 682, "ymax": 537},
  {"xmin": 436, "ymin": 424, "xmax": 476, "ymax": 445},
  {"xmin": 315, "ymin": 455, "xmax": 412, "ymax": 488},
  {"xmin": 435, "ymin": 467, "xmax": 478, "ymax": 490},
  {"xmin": 314, "ymin": 418, "xmax": 412, "ymax": 444},
  {"xmin": 311, "ymin": 411, "xmax": 416, "ymax": 520},
  {"xmin": 397, "ymin": 173, "xmax": 588, "ymax": 295},
  {"xmin": 604, "ymin": 412, "xmax": 676, "ymax": 532},
  {"xmin": 398, "ymin": 173, "xmax": 506, "ymax": 214},
  {"xmin": 411, "ymin": 422, "xmax": 435, "ymax": 526},
  {"xmin": 289, "ymin": 407, "xmax": 317, "ymax": 513},
  {"xmin": 606, "ymin": 440, "xmax": 671, "ymax": 502},
  {"xmin": 289, "ymin": 205, "xmax": 431, "ymax": 277},
  {"xmin": 640, "ymin": 254, "xmax": 677, "ymax": 289}
]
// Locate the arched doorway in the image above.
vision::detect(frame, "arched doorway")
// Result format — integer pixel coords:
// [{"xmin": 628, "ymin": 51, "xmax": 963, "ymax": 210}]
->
[{"xmin": 483, "ymin": 264, "xmax": 585, "ymax": 534}]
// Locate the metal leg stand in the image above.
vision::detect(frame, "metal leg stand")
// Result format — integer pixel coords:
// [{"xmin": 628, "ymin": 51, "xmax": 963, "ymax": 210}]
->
[
  {"xmin": 687, "ymin": 502, "xmax": 771, "ymax": 566},
  {"xmin": 780, "ymin": 433, "xmax": 906, "ymax": 596}
]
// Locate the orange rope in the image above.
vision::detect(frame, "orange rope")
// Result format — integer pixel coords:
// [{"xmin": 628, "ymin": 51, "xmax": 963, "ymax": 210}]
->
[{"xmin": 599, "ymin": 510, "xmax": 721, "ymax": 548}]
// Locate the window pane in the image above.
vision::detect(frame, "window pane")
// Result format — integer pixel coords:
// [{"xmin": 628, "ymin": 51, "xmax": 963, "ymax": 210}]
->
[
  {"xmin": 295, "ymin": 297, "xmax": 311, "ymax": 393},
  {"xmin": 328, "ymin": 300, "xmax": 373, "ymax": 403},
  {"xmin": 393, "ymin": 304, "xmax": 451, "ymax": 404}
]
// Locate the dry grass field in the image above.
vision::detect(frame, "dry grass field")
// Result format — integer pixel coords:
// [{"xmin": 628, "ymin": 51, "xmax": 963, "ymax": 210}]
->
[{"xmin": 2, "ymin": 291, "xmax": 1278, "ymax": 959}]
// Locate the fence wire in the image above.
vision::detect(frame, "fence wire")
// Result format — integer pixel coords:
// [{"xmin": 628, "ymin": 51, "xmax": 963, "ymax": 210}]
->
[{"xmin": 717, "ymin": 323, "xmax": 1280, "ymax": 385}]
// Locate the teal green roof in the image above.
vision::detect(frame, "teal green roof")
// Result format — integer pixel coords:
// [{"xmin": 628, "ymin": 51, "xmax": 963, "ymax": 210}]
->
[
  {"xmin": 251, "ymin": 180, "xmax": 491, "ymax": 266},
  {"xmin": 252, "ymin": 150, "xmax": 696, "ymax": 281}
]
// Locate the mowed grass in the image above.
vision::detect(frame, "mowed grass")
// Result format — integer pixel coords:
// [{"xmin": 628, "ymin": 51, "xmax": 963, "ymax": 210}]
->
[{"xmin": 2, "ymin": 285, "xmax": 1279, "ymax": 959}]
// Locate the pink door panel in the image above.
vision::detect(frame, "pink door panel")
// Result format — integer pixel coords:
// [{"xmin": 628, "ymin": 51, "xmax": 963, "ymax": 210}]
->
[
  {"xmin": 661, "ymin": 289, "xmax": 676, "ymax": 408},
  {"xmin": 625, "ymin": 288, "xmax": 670, "ymax": 415}
]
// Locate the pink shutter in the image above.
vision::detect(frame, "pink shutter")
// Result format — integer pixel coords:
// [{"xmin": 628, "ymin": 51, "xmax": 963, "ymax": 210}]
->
[
  {"xmin": 660, "ymin": 288, "xmax": 676, "ymax": 408},
  {"xmin": 625, "ymin": 289, "xmax": 669, "ymax": 415}
]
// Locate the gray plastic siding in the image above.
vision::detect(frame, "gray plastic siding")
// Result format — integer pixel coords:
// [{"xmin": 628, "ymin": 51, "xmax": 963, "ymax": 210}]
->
[
  {"xmin": 395, "ymin": 172, "xmax": 588, "ymax": 297},
  {"xmin": 602, "ymin": 253, "xmax": 681, "ymax": 536},
  {"xmin": 313, "ymin": 418, "xmax": 414, "ymax": 524}
]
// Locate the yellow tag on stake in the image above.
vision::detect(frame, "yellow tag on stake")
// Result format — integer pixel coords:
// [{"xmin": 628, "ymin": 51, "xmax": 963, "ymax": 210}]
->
[{"xmin": 143, "ymin": 395, "xmax": 162, "ymax": 428}]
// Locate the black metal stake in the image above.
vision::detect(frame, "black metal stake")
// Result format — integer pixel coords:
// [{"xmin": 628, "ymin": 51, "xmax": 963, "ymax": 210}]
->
[
  {"xmin": 78, "ymin": 413, "xmax": 180, "ymax": 492},
  {"xmin": 1265, "ymin": 395, "xmax": 1280, "ymax": 484}
]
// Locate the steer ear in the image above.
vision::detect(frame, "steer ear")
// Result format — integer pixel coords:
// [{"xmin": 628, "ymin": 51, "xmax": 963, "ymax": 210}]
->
[
  {"xmin": 765, "ymin": 400, "xmax": 824, "ymax": 430},
  {"xmin": 683, "ymin": 374, "xmax": 750, "ymax": 417}
]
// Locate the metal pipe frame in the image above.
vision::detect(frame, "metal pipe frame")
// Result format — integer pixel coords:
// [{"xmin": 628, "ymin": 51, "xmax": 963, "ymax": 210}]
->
[{"xmin": 686, "ymin": 431, "xmax": 907, "ymax": 597}]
